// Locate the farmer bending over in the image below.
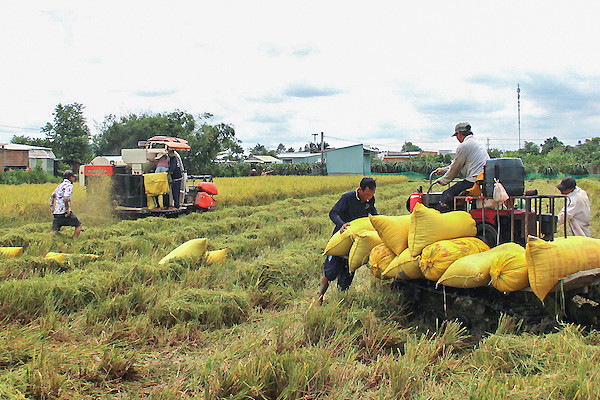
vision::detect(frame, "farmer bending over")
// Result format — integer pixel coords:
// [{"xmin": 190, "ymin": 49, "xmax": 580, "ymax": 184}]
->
[{"xmin": 318, "ymin": 177, "xmax": 378, "ymax": 304}]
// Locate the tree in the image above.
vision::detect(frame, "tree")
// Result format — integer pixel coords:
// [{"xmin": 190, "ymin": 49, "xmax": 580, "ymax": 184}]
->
[
  {"xmin": 250, "ymin": 143, "xmax": 276, "ymax": 157},
  {"xmin": 401, "ymin": 141, "xmax": 422, "ymax": 152},
  {"xmin": 302, "ymin": 142, "xmax": 329, "ymax": 153},
  {"xmin": 541, "ymin": 136, "xmax": 564, "ymax": 155},
  {"xmin": 42, "ymin": 103, "xmax": 92, "ymax": 168},
  {"xmin": 488, "ymin": 148, "xmax": 504, "ymax": 158},
  {"xmin": 92, "ymin": 111, "xmax": 242, "ymax": 173},
  {"xmin": 517, "ymin": 141, "xmax": 540, "ymax": 155},
  {"xmin": 276, "ymin": 143, "xmax": 287, "ymax": 153},
  {"xmin": 182, "ymin": 113, "xmax": 243, "ymax": 173},
  {"xmin": 93, "ymin": 110, "xmax": 195, "ymax": 155},
  {"xmin": 11, "ymin": 135, "xmax": 53, "ymax": 148},
  {"xmin": 287, "ymin": 147, "xmax": 295, "ymax": 152}
]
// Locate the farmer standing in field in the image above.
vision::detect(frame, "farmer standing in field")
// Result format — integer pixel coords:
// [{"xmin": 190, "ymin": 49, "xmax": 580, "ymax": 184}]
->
[
  {"xmin": 556, "ymin": 176, "xmax": 591, "ymax": 237},
  {"xmin": 318, "ymin": 177, "xmax": 378, "ymax": 304},
  {"xmin": 49, "ymin": 170, "xmax": 82, "ymax": 238}
]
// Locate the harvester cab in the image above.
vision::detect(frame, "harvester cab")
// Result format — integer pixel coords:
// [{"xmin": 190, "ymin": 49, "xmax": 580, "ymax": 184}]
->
[{"xmin": 80, "ymin": 136, "xmax": 218, "ymax": 218}]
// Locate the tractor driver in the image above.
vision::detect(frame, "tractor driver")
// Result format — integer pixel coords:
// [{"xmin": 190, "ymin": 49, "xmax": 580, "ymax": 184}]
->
[{"xmin": 433, "ymin": 122, "xmax": 489, "ymax": 211}]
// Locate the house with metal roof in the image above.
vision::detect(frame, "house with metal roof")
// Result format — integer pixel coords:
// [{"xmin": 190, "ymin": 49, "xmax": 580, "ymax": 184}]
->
[
  {"xmin": 277, "ymin": 152, "xmax": 322, "ymax": 164},
  {"xmin": 325, "ymin": 144, "xmax": 378, "ymax": 175},
  {"xmin": 244, "ymin": 155, "xmax": 283, "ymax": 164},
  {"xmin": 0, "ymin": 143, "xmax": 56, "ymax": 173}
]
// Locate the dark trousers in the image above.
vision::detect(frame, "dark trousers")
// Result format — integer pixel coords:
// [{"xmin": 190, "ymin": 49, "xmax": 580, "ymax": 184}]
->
[
  {"xmin": 439, "ymin": 180, "xmax": 474, "ymax": 211},
  {"xmin": 172, "ymin": 178, "xmax": 182, "ymax": 208},
  {"xmin": 323, "ymin": 255, "xmax": 354, "ymax": 291}
]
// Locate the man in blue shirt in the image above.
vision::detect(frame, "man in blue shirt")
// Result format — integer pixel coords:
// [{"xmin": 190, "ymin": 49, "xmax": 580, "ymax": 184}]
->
[{"xmin": 318, "ymin": 177, "xmax": 378, "ymax": 304}]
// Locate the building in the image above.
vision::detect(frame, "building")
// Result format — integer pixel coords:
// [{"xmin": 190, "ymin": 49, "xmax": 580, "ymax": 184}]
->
[
  {"xmin": 381, "ymin": 150, "xmax": 438, "ymax": 162},
  {"xmin": 0, "ymin": 143, "xmax": 56, "ymax": 173},
  {"xmin": 279, "ymin": 145, "xmax": 378, "ymax": 175},
  {"xmin": 325, "ymin": 144, "xmax": 377, "ymax": 175},
  {"xmin": 277, "ymin": 152, "xmax": 322, "ymax": 164},
  {"xmin": 244, "ymin": 155, "xmax": 283, "ymax": 164}
]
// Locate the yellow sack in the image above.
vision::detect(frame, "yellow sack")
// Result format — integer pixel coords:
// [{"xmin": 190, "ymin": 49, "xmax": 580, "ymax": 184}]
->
[
  {"xmin": 369, "ymin": 215, "xmax": 411, "ymax": 255},
  {"xmin": 382, "ymin": 248, "xmax": 423, "ymax": 280},
  {"xmin": 44, "ymin": 252, "xmax": 99, "ymax": 263},
  {"xmin": 144, "ymin": 172, "xmax": 169, "ymax": 195},
  {"xmin": 203, "ymin": 248, "xmax": 228, "ymax": 266},
  {"xmin": 0, "ymin": 246, "xmax": 23, "ymax": 258},
  {"xmin": 323, "ymin": 217, "xmax": 375, "ymax": 256},
  {"xmin": 408, "ymin": 203, "xmax": 477, "ymax": 257},
  {"xmin": 489, "ymin": 243, "xmax": 528, "ymax": 293},
  {"xmin": 438, "ymin": 242, "xmax": 522, "ymax": 289},
  {"xmin": 159, "ymin": 238, "xmax": 208, "ymax": 265},
  {"xmin": 420, "ymin": 237, "xmax": 490, "ymax": 281},
  {"xmin": 368, "ymin": 243, "xmax": 396, "ymax": 279},
  {"xmin": 348, "ymin": 230, "xmax": 382, "ymax": 272},
  {"xmin": 45, "ymin": 252, "xmax": 67, "ymax": 263},
  {"xmin": 526, "ymin": 237, "xmax": 600, "ymax": 301}
]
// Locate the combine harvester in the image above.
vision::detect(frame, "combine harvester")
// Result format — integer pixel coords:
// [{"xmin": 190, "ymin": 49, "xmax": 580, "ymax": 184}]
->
[{"xmin": 79, "ymin": 136, "xmax": 218, "ymax": 218}]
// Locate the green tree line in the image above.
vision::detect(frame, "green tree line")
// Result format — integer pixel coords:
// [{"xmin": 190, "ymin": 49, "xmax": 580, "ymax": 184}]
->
[
  {"xmin": 11, "ymin": 103, "xmax": 600, "ymax": 179},
  {"xmin": 372, "ymin": 137, "xmax": 600, "ymax": 177}
]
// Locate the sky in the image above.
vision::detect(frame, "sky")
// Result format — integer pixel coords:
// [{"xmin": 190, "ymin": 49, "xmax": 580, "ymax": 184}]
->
[{"xmin": 1, "ymin": 1, "xmax": 600, "ymax": 154}]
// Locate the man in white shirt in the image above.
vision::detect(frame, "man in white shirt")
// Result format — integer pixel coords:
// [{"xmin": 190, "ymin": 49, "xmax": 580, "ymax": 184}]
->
[
  {"xmin": 434, "ymin": 122, "xmax": 490, "ymax": 211},
  {"xmin": 556, "ymin": 176, "xmax": 591, "ymax": 237},
  {"xmin": 49, "ymin": 170, "xmax": 83, "ymax": 238}
]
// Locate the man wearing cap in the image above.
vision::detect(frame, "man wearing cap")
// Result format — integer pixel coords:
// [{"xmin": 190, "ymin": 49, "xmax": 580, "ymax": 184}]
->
[
  {"xmin": 433, "ymin": 122, "xmax": 490, "ymax": 211},
  {"xmin": 49, "ymin": 170, "xmax": 83, "ymax": 238},
  {"xmin": 556, "ymin": 176, "xmax": 591, "ymax": 237}
]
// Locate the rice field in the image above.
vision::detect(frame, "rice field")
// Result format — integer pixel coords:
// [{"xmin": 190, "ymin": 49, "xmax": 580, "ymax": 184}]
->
[{"xmin": 0, "ymin": 175, "xmax": 599, "ymax": 399}]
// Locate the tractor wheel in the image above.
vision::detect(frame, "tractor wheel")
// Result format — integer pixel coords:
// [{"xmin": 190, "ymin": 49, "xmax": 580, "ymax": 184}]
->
[{"xmin": 476, "ymin": 223, "xmax": 499, "ymax": 248}]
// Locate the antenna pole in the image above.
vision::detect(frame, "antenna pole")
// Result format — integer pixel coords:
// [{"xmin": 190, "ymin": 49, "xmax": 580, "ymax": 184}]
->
[{"xmin": 517, "ymin": 84, "xmax": 521, "ymax": 149}]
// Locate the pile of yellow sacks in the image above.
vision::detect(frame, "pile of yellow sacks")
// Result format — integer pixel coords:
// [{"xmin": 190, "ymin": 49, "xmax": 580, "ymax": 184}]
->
[
  {"xmin": 324, "ymin": 203, "xmax": 600, "ymax": 302},
  {"xmin": 159, "ymin": 238, "xmax": 228, "ymax": 266}
]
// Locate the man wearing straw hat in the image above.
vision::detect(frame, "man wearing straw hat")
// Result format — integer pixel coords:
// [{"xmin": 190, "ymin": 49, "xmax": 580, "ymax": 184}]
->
[{"xmin": 49, "ymin": 170, "xmax": 83, "ymax": 238}]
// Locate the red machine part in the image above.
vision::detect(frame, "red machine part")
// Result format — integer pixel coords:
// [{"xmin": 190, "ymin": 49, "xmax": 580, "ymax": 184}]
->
[
  {"xmin": 408, "ymin": 191, "xmax": 423, "ymax": 212},
  {"xmin": 197, "ymin": 181, "xmax": 218, "ymax": 195},
  {"xmin": 195, "ymin": 192, "xmax": 216, "ymax": 210},
  {"xmin": 84, "ymin": 165, "xmax": 114, "ymax": 176}
]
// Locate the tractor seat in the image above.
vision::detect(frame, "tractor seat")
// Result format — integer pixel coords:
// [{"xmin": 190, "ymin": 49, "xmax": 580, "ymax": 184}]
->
[{"xmin": 459, "ymin": 171, "xmax": 485, "ymax": 197}]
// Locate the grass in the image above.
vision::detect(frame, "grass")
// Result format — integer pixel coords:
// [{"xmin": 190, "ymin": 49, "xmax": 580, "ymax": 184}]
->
[{"xmin": 0, "ymin": 175, "xmax": 599, "ymax": 398}]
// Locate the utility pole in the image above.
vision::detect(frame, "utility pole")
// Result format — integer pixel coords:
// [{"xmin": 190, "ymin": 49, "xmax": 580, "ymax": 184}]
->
[
  {"xmin": 320, "ymin": 132, "xmax": 325, "ymax": 175},
  {"xmin": 517, "ymin": 84, "xmax": 521, "ymax": 149}
]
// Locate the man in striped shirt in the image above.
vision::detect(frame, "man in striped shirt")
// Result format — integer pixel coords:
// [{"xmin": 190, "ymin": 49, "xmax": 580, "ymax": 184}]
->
[{"xmin": 49, "ymin": 170, "xmax": 82, "ymax": 238}]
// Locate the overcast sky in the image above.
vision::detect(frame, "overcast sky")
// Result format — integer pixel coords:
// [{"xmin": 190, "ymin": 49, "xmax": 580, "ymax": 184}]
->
[{"xmin": 1, "ymin": 1, "xmax": 599, "ymax": 153}]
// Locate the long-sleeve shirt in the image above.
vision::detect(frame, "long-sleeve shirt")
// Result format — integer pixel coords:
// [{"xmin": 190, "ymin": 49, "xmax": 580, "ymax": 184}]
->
[
  {"xmin": 49, "ymin": 179, "xmax": 73, "ymax": 214},
  {"xmin": 557, "ymin": 187, "xmax": 591, "ymax": 237},
  {"xmin": 329, "ymin": 190, "xmax": 378, "ymax": 234},
  {"xmin": 439, "ymin": 135, "xmax": 490, "ymax": 185}
]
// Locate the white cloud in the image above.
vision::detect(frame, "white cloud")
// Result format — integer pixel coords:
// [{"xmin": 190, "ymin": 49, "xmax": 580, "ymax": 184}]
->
[{"xmin": 1, "ymin": 0, "xmax": 600, "ymax": 153}]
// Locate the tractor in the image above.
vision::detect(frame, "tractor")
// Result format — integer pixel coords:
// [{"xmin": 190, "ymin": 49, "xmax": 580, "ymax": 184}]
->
[
  {"xmin": 400, "ymin": 157, "xmax": 600, "ymax": 334},
  {"xmin": 79, "ymin": 136, "xmax": 218, "ymax": 218}
]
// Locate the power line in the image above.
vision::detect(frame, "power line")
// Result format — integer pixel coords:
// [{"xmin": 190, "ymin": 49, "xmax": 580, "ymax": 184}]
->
[{"xmin": 0, "ymin": 124, "xmax": 41, "ymax": 131}]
